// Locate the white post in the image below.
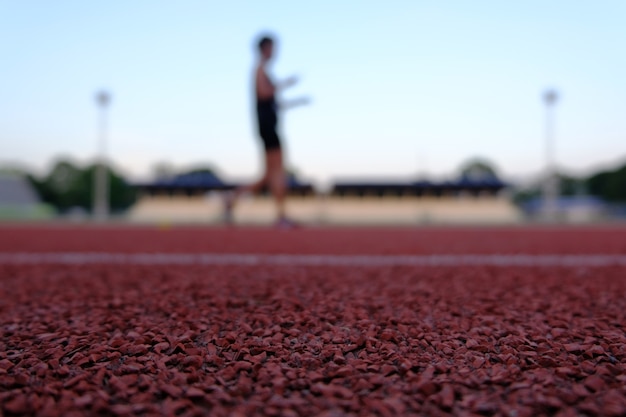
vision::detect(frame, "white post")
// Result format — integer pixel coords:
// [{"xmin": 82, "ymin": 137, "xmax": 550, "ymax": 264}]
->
[
  {"xmin": 93, "ymin": 90, "xmax": 111, "ymax": 221},
  {"xmin": 543, "ymin": 89, "xmax": 558, "ymax": 219}
]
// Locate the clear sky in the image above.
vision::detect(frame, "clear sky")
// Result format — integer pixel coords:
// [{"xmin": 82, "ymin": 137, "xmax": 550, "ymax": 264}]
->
[{"xmin": 1, "ymin": 1, "xmax": 625, "ymax": 186}]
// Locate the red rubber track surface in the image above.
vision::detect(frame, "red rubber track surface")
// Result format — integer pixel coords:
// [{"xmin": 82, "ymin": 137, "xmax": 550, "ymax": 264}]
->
[
  {"xmin": 0, "ymin": 225, "xmax": 625, "ymax": 254},
  {"xmin": 1, "ymin": 225, "xmax": 626, "ymax": 416}
]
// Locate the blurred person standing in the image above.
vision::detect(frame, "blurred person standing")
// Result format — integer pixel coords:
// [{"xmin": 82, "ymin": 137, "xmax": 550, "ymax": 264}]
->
[{"xmin": 224, "ymin": 34, "xmax": 302, "ymax": 228}]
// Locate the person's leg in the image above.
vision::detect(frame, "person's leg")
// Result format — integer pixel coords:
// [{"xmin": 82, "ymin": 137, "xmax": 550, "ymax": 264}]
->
[
  {"xmin": 266, "ymin": 148, "xmax": 287, "ymax": 220},
  {"xmin": 223, "ymin": 153, "xmax": 271, "ymax": 223},
  {"xmin": 236, "ymin": 171, "xmax": 268, "ymax": 196}
]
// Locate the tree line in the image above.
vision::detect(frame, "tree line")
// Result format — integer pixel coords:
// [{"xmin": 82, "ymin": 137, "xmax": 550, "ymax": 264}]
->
[
  {"xmin": 26, "ymin": 160, "xmax": 136, "ymax": 214},
  {"xmin": 8, "ymin": 157, "xmax": 626, "ymax": 213},
  {"xmin": 514, "ymin": 162, "xmax": 626, "ymax": 204}
]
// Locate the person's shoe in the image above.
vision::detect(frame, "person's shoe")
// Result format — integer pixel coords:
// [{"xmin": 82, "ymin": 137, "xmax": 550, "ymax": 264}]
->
[{"xmin": 275, "ymin": 217, "xmax": 299, "ymax": 229}]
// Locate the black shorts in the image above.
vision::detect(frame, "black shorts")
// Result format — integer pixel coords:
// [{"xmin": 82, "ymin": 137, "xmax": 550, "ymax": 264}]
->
[{"xmin": 257, "ymin": 99, "xmax": 281, "ymax": 151}]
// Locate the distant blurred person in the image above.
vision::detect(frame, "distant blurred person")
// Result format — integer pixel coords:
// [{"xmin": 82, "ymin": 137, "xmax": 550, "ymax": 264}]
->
[{"xmin": 224, "ymin": 34, "xmax": 302, "ymax": 228}]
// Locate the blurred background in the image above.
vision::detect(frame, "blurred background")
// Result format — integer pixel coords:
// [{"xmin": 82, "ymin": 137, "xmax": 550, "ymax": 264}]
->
[{"xmin": 1, "ymin": 1, "xmax": 625, "ymax": 224}]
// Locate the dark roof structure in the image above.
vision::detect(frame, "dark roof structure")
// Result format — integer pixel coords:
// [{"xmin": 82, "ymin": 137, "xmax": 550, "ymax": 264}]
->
[
  {"xmin": 138, "ymin": 171, "xmax": 227, "ymax": 191},
  {"xmin": 134, "ymin": 170, "xmax": 507, "ymax": 198},
  {"xmin": 135, "ymin": 171, "xmax": 315, "ymax": 196},
  {"xmin": 331, "ymin": 178, "xmax": 508, "ymax": 197}
]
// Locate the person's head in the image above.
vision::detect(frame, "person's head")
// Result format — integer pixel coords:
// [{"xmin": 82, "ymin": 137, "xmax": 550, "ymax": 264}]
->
[{"xmin": 257, "ymin": 35, "xmax": 275, "ymax": 61}]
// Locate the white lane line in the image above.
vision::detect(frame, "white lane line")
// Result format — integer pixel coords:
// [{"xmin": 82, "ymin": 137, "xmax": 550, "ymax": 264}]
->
[{"xmin": 0, "ymin": 253, "xmax": 625, "ymax": 267}]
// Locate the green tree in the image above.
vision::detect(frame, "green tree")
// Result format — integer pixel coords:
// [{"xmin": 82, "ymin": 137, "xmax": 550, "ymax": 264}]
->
[
  {"xmin": 459, "ymin": 158, "xmax": 500, "ymax": 181},
  {"xmin": 29, "ymin": 159, "xmax": 136, "ymax": 213},
  {"xmin": 180, "ymin": 165, "xmax": 219, "ymax": 176},
  {"xmin": 30, "ymin": 160, "xmax": 84, "ymax": 211},
  {"xmin": 79, "ymin": 164, "xmax": 137, "ymax": 212},
  {"xmin": 558, "ymin": 174, "xmax": 585, "ymax": 196},
  {"xmin": 587, "ymin": 164, "xmax": 626, "ymax": 202}
]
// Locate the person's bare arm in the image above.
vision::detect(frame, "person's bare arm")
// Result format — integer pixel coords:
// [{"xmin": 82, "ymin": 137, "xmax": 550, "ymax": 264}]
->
[
  {"xmin": 256, "ymin": 66, "xmax": 275, "ymax": 100},
  {"xmin": 278, "ymin": 96, "xmax": 311, "ymax": 110},
  {"xmin": 276, "ymin": 76, "xmax": 299, "ymax": 91}
]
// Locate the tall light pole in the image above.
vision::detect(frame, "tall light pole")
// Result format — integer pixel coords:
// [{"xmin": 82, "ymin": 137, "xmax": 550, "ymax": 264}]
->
[
  {"xmin": 93, "ymin": 90, "xmax": 111, "ymax": 221},
  {"xmin": 543, "ymin": 89, "xmax": 559, "ymax": 219}
]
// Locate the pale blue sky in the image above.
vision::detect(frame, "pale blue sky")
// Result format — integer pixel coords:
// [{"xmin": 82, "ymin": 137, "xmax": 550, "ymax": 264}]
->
[{"xmin": 1, "ymin": 1, "xmax": 625, "ymax": 185}]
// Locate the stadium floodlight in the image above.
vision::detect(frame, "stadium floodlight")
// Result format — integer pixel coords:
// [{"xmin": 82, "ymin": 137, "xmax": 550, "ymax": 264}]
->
[
  {"xmin": 542, "ymin": 89, "xmax": 559, "ymax": 219},
  {"xmin": 93, "ymin": 90, "xmax": 111, "ymax": 222}
]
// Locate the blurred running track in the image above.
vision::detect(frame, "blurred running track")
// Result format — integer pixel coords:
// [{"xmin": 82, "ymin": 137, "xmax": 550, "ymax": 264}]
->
[
  {"xmin": 1, "ymin": 224, "xmax": 626, "ymax": 416},
  {"xmin": 0, "ymin": 224, "xmax": 625, "ymax": 255}
]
